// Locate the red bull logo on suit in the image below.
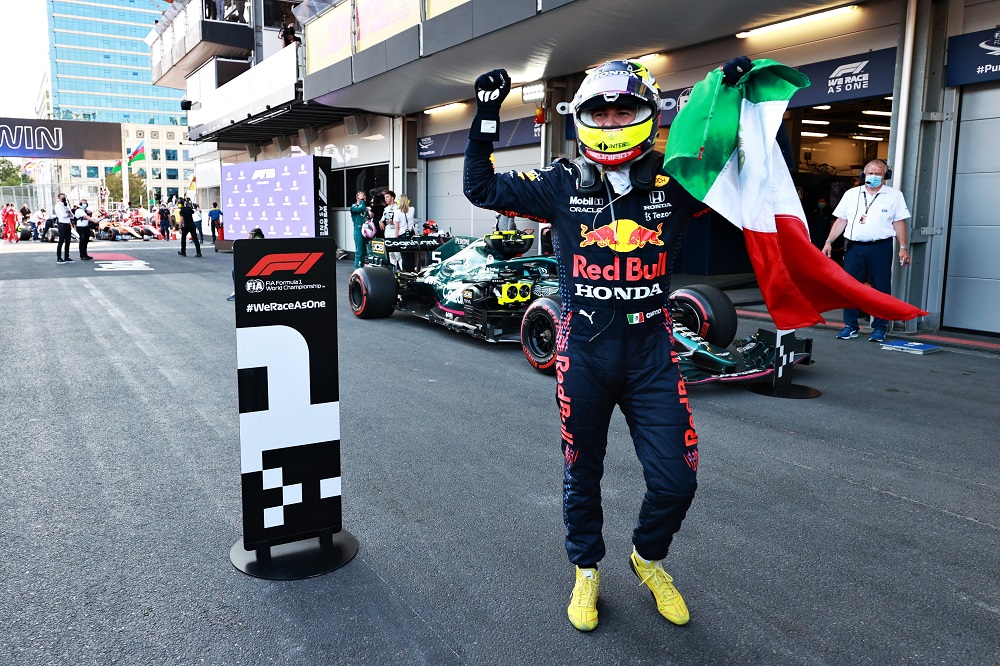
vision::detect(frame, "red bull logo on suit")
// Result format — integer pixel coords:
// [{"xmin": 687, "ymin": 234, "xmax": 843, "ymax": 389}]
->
[{"xmin": 579, "ymin": 219, "xmax": 663, "ymax": 252}]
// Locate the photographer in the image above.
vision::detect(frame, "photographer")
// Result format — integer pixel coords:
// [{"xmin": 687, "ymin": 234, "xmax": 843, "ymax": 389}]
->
[
  {"xmin": 278, "ymin": 22, "xmax": 300, "ymax": 48},
  {"xmin": 368, "ymin": 188, "xmax": 387, "ymax": 238}
]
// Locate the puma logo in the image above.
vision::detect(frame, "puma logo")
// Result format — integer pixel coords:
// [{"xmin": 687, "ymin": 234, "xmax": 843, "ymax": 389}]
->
[{"xmin": 579, "ymin": 309, "xmax": 595, "ymax": 324}]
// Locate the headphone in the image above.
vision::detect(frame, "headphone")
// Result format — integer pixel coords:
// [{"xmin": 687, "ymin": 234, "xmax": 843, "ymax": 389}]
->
[{"xmin": 859, "ymin": 159, "xmax": 892, "ymax": 181}]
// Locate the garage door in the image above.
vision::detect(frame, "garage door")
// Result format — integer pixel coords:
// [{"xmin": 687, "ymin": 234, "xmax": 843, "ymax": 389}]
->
[
  {"xmin": 943, "ymin": 83, "xmax": 1000, "ymax": 333},
  {"xmin": 426, "ymin": 147, "xmax": 540, "ymax": 239}
]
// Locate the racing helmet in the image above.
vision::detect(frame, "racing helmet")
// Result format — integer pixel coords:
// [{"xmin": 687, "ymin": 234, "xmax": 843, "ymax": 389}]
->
[{"xmin": 572, "ymin": 60, "xmax": 661, "ymax": 166}]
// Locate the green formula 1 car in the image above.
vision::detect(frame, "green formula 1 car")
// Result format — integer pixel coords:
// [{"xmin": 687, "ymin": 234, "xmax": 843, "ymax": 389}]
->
[{"xmin": 347, "ymin": 230, "xmax": 811, "ymax": 385}]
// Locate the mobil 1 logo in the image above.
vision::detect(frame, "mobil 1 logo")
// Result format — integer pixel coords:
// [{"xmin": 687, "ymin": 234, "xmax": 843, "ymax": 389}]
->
[{"xmin": 233, "ymin": 237, "xmax": 342, "ymax": 550}]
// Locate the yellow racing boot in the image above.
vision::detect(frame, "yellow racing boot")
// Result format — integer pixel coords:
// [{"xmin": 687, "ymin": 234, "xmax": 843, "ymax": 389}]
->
[
  {"xmin": 629, "ymin": 549, "xmax": 690, "ymax": 625},
  {"xmin": 567, "ymin": 566, "xmax": 600, "ymax": 631}
]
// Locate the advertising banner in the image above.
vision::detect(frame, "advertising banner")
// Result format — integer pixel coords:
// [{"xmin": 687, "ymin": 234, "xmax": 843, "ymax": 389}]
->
[
  {"xmin": 0, "ymin": 117, "xmax": 122, "ymax": 159},
  {"xmin": 305, "ymin": 2, "xmax": 352, "ymax": 75},
  {"xmin": 426, "ymin": 0, "xmax": 469, "ymax": 19},
  {"xmin": 787, "ymin": 48, "xmax": 897, "ymax": 108},
  {"xmin": 658, "ymin": 86, "xmax": 695, "ymax": 127},
  {"xmin": 222, "ymin": 155, "xmax": 333, "ymax": 240},
  {"xmin": 355, "ymin": 0, "xmax": 420, "ymax": 52},
  {"xmin": 418, "ymin": 117, "xmax": 541, "ymax": 159},
  {"xmin": 628, "ymin": 51, "xmax": 896, "ymax": 128},
  {"xmin": 946, "ymin": 27, "xmax": 1000, "ymax": 87},
  {"xmin": 234, "ymin": 237, "xmax": 341, "ymax": 550}
]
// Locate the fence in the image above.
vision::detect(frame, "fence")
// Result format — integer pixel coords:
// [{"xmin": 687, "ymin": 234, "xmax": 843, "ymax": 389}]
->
[{"xmin": 0, "ymin": 182, "xmax": 156, "ymax": 213}]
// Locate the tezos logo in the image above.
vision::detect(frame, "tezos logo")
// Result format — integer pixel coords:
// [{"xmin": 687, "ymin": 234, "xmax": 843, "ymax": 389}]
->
[{"xmin": 246, "ymin": 279, "xmax": 265, "ymax": 293}]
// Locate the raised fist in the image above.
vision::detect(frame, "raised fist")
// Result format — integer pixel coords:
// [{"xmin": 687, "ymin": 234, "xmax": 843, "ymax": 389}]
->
[
  {"xmin": 721, "ymin": 56, "xmax": 753, "ymax": 86},
  {"xmin": 469, "ymin": 69, "xmax": 510, "ymax": 142},
  {"xmin": 474, "ymin": 69, "xmax": 510, "ymax": 110}
]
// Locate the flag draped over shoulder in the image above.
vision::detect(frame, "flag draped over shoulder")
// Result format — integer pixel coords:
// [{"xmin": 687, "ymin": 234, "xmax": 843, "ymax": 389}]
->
[{"xmin": 663, "ymin": 60, "xmax": 926, "ymax": 330}]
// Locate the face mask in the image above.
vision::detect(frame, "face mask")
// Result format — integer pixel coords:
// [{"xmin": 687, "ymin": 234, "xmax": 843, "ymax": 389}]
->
[
  {"xmin": 865, "ymin": 174, "xmax": 883, "ymax": 188},
  {"xmin": 82, "ymin": 203, "xmax": 88, "ymax": 209},
  {"xmin": 817, "ymin": 202, "xmax": 826, "ymax": 209}
]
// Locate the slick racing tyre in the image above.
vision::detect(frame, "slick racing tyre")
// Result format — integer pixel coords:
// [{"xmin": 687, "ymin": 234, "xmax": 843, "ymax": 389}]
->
[
  {"xmin": 521, "ymin": 297, "xmax": 561, "ymax": 375},
  {"xmin": 670, "ymin": 284, "xmax": 738, "ymax": 348},
  {"xmin": 348, "ymin": 266, "xmax": 397, "ymax": 319}
]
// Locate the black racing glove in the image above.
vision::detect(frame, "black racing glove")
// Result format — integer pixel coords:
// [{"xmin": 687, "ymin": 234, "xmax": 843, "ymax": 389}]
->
[
  {"xmin": 721, "ymin": 56, "xmax": 753, "ymax": 86},
  {"xmin": 469, "ymin": 69, "xmax": 510, "ymax": 142}
]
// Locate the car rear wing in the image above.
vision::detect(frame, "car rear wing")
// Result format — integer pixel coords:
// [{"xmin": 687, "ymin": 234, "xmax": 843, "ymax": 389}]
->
[{"xmin": 381, "ymin": 236, "xmax": 451, "ymax": 254}]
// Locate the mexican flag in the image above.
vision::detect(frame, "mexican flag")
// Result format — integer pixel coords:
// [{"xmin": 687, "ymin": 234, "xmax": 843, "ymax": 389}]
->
[
  {"xmin": 663, "ymin": 60, "xmax": 926, "ymax": 330},
  {"xmin": 110, "ymin": 158, "xmax": 123, "ymax": 174},
  {"xmin": 128, "ymin": 141, "xmax": 146, "ymax": 164}
]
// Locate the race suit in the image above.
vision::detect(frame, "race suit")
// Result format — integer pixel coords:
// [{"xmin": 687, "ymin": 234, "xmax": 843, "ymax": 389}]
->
[{"xmin": 464, "ymin": 139, "xmax": 705, "ymax": 566}]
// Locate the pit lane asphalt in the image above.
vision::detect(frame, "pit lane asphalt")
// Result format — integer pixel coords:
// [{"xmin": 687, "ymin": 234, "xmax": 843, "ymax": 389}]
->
[{"xmin": 1, "ymin": 238, "xmax": 998, "ymax": 665}]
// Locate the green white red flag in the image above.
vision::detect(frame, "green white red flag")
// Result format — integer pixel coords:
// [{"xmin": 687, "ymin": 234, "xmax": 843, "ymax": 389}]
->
[
  {"xmin": 663, "ymin": 59, "xmax": 926, "ymax": 330},
  {"xmin": 128, "ymin": 141, "xmax": 146, "ymax": 164}
]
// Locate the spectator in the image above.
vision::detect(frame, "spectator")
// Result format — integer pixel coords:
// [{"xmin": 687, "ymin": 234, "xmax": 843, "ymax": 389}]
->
[
  {"xmin": 368, "ymin": 188, "xmax": 387, "ymax": 238},
  {"xmin": 2, "ymin": 203, "xmax": 17, "ymax": 243},
  {"xmin": 279, "ymin": 22, "xmax": 300, "ymax": 48},
  {"xmin": 540, "ymin": 221, "xmax": 553, "ymax": 255},
  {"xmin": 54, "ymin": 193, "xmax": 73, "ymax": 263},
  {"xmin": 31, "ymin": 208, "xmax": 46, "ymax": 241},
  {"xmin": 193, "ymin": 203, "xmax": 205, "ymax": 243},
  {"xmin": 396, "ymin": 194, "xmax": 417, "ymax": 271},
  {"xmin": 208, "ymin": 202, "xmax": 223, "ymax": 243},
  {"xmin": 205, "ymin": 0, "xmax": 224, "ymax": 20},
  {"xmin": 496, "ymin": 212, "xmax": 518, "ymax": 231},
  {"xmin": 177, "ymin": 199, "xmax": 202, "ymax": 257},
  {"xmin": 379, "ymin": 190, "xmax": 399, "ymax": 268},
  {"xmin": 808, "ymin": 197, "xmax": 835, "ymax": 250},
  {"xmin": 823, "ymin": 159, "xmax": 911, "ymax": 342},
  {"xmin": 74, "ymin": 199, "xmax": 95, "ymax": 260},
  {"xmin": 158, "ymin": 204, "xmax": 171, "ymax": 240},
  {"xmin": 349, "ymin": 191, "xmax": 369, "ymax": 269}
]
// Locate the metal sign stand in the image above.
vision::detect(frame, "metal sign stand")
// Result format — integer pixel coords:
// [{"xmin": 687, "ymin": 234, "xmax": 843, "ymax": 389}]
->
[{"xmin": 230, "ymin": 532, "xmax": 358, "ymax": 581}]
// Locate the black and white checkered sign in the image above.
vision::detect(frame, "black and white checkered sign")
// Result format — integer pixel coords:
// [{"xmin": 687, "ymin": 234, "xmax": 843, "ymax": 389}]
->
[{"xmin": 234, "ymin": 238, "xmax": 342, "ymax": 550}]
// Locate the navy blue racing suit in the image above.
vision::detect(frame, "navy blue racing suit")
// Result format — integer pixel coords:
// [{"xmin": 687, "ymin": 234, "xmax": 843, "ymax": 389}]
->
[{"xmin": 464, "ymin": 139, "xmax": 704, "ymax": 566}]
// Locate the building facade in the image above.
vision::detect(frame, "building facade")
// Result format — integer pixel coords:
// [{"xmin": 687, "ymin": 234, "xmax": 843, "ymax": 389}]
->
[
  {"xmin": 42, "ymin": 0, "xmax": 193, "ymax": 206},
  {"xmin": 149, "ymin": 0, "xmax": 1000, "ymax": 335}
]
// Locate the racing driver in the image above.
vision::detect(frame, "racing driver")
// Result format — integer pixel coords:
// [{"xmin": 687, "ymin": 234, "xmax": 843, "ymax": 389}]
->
[{"xmin": 464, "ymin": 58, "xmax": 750, "ymax": 631}]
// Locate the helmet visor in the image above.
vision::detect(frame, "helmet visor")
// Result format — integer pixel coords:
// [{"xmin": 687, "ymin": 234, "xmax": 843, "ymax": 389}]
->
[{"xmin": 575, "ymin": 73, "xmax": 658, "ymax": 123}]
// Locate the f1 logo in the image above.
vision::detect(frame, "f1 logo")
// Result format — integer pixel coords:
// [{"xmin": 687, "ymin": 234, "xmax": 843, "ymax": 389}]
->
[
  {"xmin": 829, "ymin": 61, "xmax": 869, "ymax": 78},
  {"xmin": 247, "ymin": 252, "xmax": 323, "ymax": 277}
]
